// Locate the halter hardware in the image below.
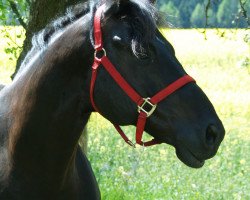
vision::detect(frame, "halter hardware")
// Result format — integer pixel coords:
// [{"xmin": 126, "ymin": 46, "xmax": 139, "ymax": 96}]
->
[
  {"xmin": 138, "ymin": 98, "xmax": 157, "ymax": 117},
  {"xmin": 90, "ymin": 5, "xmax": 196, "ymax": 147},
  {"xmin": 126, "ymin": 140, "xmax": 136, "ymax": 148},
  {"xmin": 94, "ymin": 48, "xmax": 106, "ymax": 60}
]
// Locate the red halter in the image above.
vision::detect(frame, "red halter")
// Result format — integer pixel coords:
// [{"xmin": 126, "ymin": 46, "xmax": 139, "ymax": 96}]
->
[{"xmin": 90, "ymin": 5, "xmax": 195, "ymax": 147}]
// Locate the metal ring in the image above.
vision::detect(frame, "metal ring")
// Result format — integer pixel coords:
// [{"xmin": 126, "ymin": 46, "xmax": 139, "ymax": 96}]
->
[{"xmin": 94, "ymin": 48, "xmax": 107, "ymax": 60}]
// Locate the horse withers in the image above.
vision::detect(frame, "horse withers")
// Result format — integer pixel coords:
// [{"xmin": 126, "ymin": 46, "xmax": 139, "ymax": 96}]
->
[{"xmin": 0, "ymin": 0, "xmax": 225, "ymax": 199}]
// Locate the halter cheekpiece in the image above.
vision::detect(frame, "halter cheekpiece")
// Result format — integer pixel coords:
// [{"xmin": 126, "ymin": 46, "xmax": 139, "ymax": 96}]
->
[{"xmin": 90, "ymin": 5, "xmax": 195, "ymax": 147}]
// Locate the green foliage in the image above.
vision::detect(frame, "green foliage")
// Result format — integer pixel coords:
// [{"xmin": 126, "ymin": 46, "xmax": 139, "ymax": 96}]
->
[
  {"xmin": 190, "ymin": 3, "xmax": 205, "ymax": 28},
  {"xmin": 207, "ymin": 9, "xmax": 217, "ymax": 26},
  {"xmin": 217, "ymin": 0, "xmax": 239, "ymax": 27},
  {"xmin": 0, "ymin": 26, "xmax": 24, "ymax": 64},
  {"xmin": 0, "ymin": 0, "xmax": 28, "ymax": 65},
  {"xmin": 157, "ymin": 0, "xmax": 249, "ymax": 28},
  {"xmin": 0, "ymin": 26, "xmax": 24, "ymax": 82},
  {"xmin": 177, "ymin": 0, "xmax": 200, "ymax": 28},
  {"xmin": 159, "ymin": 1, "xmax": 181, "ymax": 27},
  {"xmin": 0, "ymin": 0, "xmax": 29, "ymax": 25}
]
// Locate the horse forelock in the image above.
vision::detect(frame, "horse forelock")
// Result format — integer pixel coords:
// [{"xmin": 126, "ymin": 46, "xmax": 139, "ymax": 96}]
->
[
  {"xmin": 94, "ymin": 0, "xmax": 159, "ymax": 57},
  {"xmin": 127, "ymin": 0, "xmax": 159, "ymax": 57}
]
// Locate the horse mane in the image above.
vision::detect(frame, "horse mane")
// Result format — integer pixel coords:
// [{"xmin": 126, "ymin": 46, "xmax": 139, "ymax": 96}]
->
[
  {"xmin": 15, "ymin": 0, "xmax": 159, "ymax": 77},
  {"xmin": 33, "ymin": 2, "xmax": 90, "ymax": 49}
]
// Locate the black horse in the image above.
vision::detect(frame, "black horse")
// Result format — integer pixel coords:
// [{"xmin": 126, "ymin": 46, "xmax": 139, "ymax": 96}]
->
[
  {"xmin": 0, "ymin": 84, "xmax": 4, "ymax": 91},
  {"xmin": 0, "ymin": 0, "xmax": 225, "ymax": 199}
]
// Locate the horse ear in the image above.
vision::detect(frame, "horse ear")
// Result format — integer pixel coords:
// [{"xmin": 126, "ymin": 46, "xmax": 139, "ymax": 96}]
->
[
  {"xmin": 117, "ymin": 0, "xmax": 129, "ymax": 2},
  {"xmin": 102, "ymin": 0, "xmax": 128, "ymax": 18},
  {"xmin": 102, "ymin": 0, "xmax": 119, "ymax": 17},
  {"xmin": 103, "ymin": 0, "xmax": 156, "ymax": 16}
]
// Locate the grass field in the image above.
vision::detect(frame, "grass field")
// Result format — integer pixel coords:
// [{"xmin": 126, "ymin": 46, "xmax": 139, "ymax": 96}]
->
[{"xmin": 0, "ymin": 28, "xmax": 249, "ymax": 199}]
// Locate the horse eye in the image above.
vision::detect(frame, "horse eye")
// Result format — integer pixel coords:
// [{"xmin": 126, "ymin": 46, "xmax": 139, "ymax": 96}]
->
[{"xmin": 113, "ymin": 36, "xmax": 122, "ymax": 42}]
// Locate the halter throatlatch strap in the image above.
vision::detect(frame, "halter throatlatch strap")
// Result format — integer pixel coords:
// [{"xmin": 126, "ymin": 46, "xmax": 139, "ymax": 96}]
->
[{"xmin": 90, "ymin": 5, "xmax": 196, "ymax": 147}]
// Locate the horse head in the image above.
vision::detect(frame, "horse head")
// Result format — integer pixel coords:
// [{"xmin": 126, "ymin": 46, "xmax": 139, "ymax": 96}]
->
[{"xmin": 90, "ymin": 0, "xmax": 225, "ymax": 168}]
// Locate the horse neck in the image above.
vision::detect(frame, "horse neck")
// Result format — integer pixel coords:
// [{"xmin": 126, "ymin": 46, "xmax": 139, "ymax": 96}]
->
[
  {"xmin": 0, "ymin": 84, "xmax": 4, "ymax": 91},
  {"xmin": 6, "ymin": 14, "xmax": 94, "ymax": 190}
]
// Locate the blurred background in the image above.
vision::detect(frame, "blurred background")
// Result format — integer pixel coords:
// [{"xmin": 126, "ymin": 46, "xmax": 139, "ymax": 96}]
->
[{"xmin": 0, "ymin": 0, "xmax": 249, "ymax": 199}]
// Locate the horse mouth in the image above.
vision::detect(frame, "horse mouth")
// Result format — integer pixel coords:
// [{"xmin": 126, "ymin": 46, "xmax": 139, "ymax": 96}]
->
[{"xmin": 175, "ymin": 146, "xmax": 205, "ymax": 168}]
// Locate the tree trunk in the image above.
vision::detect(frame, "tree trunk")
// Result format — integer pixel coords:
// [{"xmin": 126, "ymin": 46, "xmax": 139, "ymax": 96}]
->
[
  {"xmin": 12, "ymin": 0, "xmax": 89, "ymax": 153},
  {"xmin": 12, "ymin": 0, "xmax": 85, "ymax": 78}
]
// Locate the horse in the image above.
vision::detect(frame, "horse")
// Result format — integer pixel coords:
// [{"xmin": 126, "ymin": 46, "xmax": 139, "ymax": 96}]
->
[
  {"xmin": 0, "ymin": 0, "xmax": 225, "ymax": 199},
  {"xmin": 0, "ymin": 84, "xmax": 4, "ymax": 91}
]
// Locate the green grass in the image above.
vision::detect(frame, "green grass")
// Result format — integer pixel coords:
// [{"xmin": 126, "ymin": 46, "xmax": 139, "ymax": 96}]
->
[{"xmin": 1, "ymin": 28, "xmax": 249, "ymax": 200}]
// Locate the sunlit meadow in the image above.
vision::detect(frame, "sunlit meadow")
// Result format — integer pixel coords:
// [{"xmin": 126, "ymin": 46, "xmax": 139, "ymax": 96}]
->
[{"xmin": 0, "ymin": 27, "xmax": 249, "ymax": 199}]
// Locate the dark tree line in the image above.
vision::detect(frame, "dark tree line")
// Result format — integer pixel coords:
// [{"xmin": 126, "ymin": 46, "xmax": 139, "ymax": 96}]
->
[{"xmin": 158, "ymin": 0, "xmax": 249, "ymax": 28}]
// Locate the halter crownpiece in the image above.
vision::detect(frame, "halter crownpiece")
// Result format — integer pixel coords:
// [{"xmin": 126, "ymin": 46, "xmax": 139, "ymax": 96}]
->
[{"xmin": 90, "ymin": 5, "xmax": 196, "ymax": 147}]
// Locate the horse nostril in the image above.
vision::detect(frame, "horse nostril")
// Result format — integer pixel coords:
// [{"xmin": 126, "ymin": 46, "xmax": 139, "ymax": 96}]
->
[{"xmin": 205, "ymin": 125, "xmax": 219, "ymax": 147}]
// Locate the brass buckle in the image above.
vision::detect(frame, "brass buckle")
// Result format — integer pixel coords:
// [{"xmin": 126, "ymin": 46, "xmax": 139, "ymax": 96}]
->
[{"xmin": 137, "ymin": 98, "xmax": 157, "ymax": 117}]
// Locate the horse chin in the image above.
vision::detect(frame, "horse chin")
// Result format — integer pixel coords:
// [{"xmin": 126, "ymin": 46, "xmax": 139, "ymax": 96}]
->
[{"xmin": 175, "ymin": 147, "xmax": 205, "ymax": 168}]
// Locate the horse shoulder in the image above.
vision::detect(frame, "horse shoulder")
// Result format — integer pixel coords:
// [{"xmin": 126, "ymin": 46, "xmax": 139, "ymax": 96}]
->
[{"xmin": 75, "ymin": 146, "xmax": 101, "ymax": 200}]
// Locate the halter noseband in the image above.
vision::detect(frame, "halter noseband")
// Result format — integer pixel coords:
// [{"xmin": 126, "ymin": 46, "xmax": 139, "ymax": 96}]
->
[{"xmin": 90, "ymin": 5, "xmax": 195, "ymax": 147}]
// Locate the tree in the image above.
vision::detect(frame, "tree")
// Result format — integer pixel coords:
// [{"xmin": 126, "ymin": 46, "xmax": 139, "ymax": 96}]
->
[
  {"xmin": 0, "ymin": 0, "xmax": 28, "ymax": 26},
  {"xmin": 177, "ymin": 0, "xmax": 198, "ymax": 28},
  {"xmin": 0, "ymin": 0, "xmax": 28, "ymax": 61},
  {"xmin": 190, "ymin": 3, "xmax": 205, "ymax": 28},
  {"xmin": 157, "ymin": 0, "xmax": 249, "ymax": 28},
  {"xmin": 12, "ymin": 0, "xmax": 84, "ymax": 78},
  {"xmin": 160, "ymin": 1, "xmax": 181, "ymax": 27},
  {"xmin": 217, "ymin": 0, "xmax": 238, "ymax": 27}
]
